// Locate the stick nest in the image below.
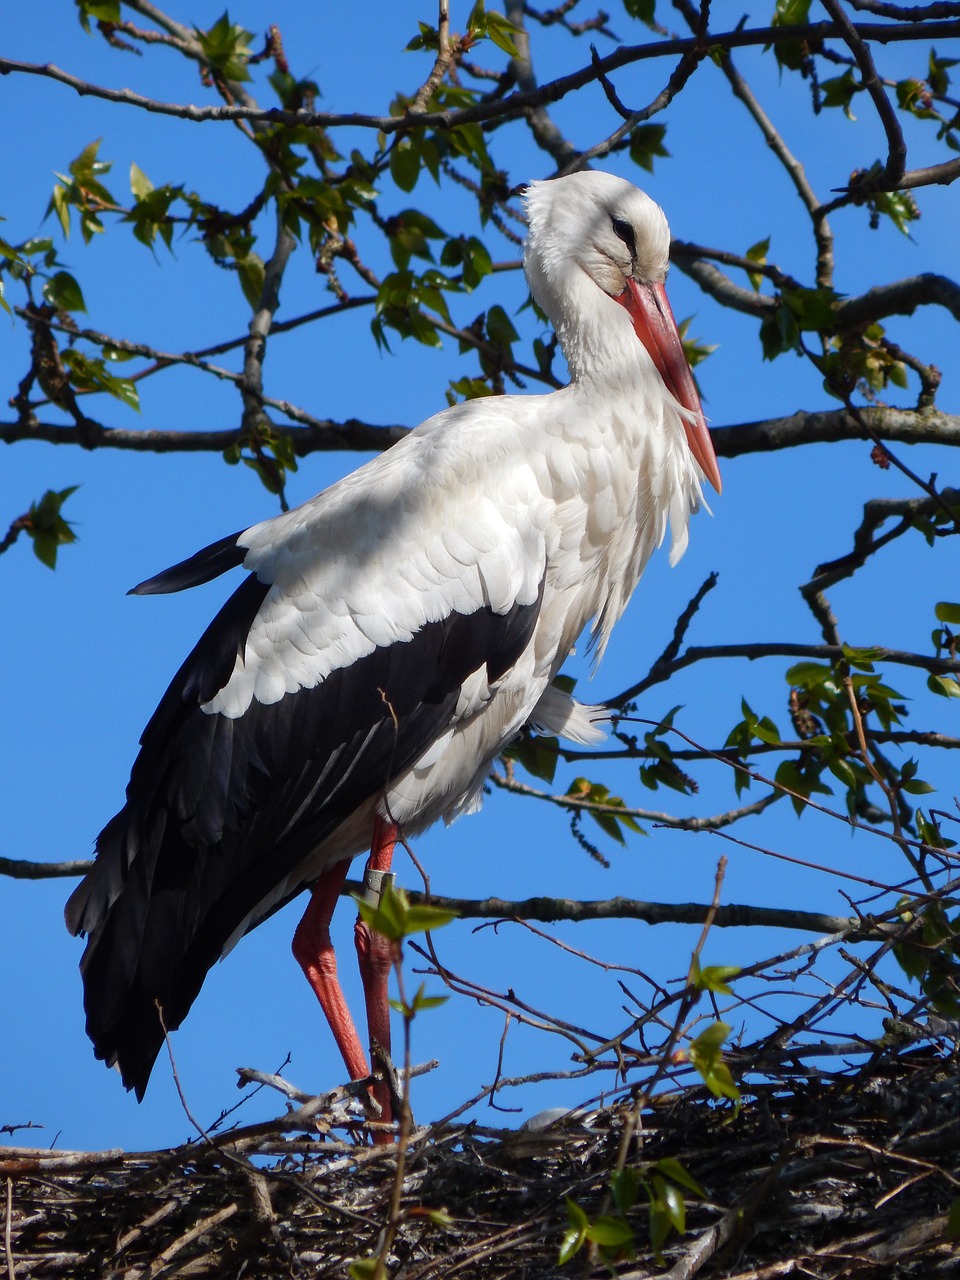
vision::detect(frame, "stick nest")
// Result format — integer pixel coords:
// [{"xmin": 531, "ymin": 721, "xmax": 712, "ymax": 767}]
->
[{"xmin": 3, "ymin": 1042, "xmax": 958, "ymax": 1279}]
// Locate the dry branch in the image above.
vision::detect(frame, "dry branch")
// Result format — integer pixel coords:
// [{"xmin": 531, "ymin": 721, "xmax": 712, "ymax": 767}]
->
[{"xmin": 3, "ymin": 1043, "xmax": 956, "ymax": 1278}]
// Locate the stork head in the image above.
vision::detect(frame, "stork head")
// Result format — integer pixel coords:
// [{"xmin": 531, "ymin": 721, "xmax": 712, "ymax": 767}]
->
[{"xmin": 522, "ymin": 171, "xmax": 722, "ymax": 495}]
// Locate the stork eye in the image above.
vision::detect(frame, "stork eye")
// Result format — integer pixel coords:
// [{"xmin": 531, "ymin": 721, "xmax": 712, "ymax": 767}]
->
[{"xmin": 611, "ymin": 216, "xmax": 636, "ymax": 258}]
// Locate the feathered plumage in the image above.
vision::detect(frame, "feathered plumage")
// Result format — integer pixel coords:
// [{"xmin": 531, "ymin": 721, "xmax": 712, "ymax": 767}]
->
[{"xmin": 66, "ymin": 170, "xmax": 721, "ymax": 1100}]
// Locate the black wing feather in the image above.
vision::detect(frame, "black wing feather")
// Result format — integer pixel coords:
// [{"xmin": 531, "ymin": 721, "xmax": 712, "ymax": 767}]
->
[
  {"xmin": 129, "ymin": 531, "xmax": 247, "ymax": 596},
  {"xmin": 67, "ymin": 570, "xmax": 543, "ymax": 1097}
]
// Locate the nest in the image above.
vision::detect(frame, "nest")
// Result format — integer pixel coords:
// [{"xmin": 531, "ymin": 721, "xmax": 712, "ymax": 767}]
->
[{"xmin": 3, "ymin": 1042, "xmax": 958, "ymax": 1279}]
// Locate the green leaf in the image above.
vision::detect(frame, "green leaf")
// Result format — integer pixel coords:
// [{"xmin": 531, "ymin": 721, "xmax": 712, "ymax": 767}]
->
[
  {"xmin": 354, "ymin": 881, "xmax": 456, "ymax": 941},
  {"xmin": 236, "ymin": 253, "xmax": 265, "ymax": 308},
  {"xmin": 900, "ymin": 776, "xmax": 936, "ymax": 795},
  {"xmin": 935, "ymin": 601, "xmax": 960, "ymax": 625},
  {"xmin": 390, "ymin": 139, "xmax": 421, "ymax": 193},
  {"xmin": 654, "ymin": 1157, "xmax": 705, "ymax": 1199},
  {"xmin": 42, "ymin": 271, "xmax": 86, "ymax": 313},
  {"xmin": 129, "ymin": 162, "xmax": 154, "ymax": 201},
  {"xmin": 75, "ymin": 0, "xmax": 120, "ymax": 31},
  {"xmin": 347, "ymin": 1259, "xmax": 382, "ymax": 1280},
  {"xmin": 25, "ymin": 486, "xmax": 80, "ymax": 570},
  {"xmin": 622, "ymin": 0, "xmax": 657, "ymax": 24},
  {"xmin": 559, "ymin": 1198, "xmax": 588, "ymax": 1265},
  {"xmin": 771, "ymin": 0, "xmax": 813, "ymax": 71},
  {"xmin": 586, "ymin": 1215, "xmax": 634, "ymax": 1249},
  {"xmin": 610, "ymin": 1167, "xmax": 638, "ymax": 1214},
  {"xmin": 194, "ymin": 11, "xmax": 254, "ymax": 81},
  {"xmin": 485, "ymin": 304, "xmax": 518, "ymax": 347},
  {"xmin": 629, "ymin": 124, "xmax": 669, "ymax": 173},
  {"xmin": 485, "ymin": 11, "xmax": 520, "ymax": 57},
  {"xmin": 61, "ymin": 349, "xmax": 140, "ymax": 411},
  {"xmin": 688, "ymin": 1021, "xmax": 740, "ymax": 1106},
  {"xmin": 820, "ymin": 68, "xmax": 861, "ymax": 118},
  {"xmin": 690, "ymin": 957, "xmax": 741, "ymax": 995},
  {"xmin": 658, "ymin": 1177, "xmax": 686, "ymax": 1233},
  {"xmin": 506, "ymin": 732, "xmax": 559, "ymax": 784},
  {"xmin": 928, "ymin": 674, "xmax": 960, "ymax": 699},
  {"xmin": 745, "ymin": 236, "xmax": 770, "ymax": 290}
]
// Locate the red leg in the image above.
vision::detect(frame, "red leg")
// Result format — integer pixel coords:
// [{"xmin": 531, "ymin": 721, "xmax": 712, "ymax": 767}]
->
[
  {"xmin": 292, "ymin": 859, "xmax": 371, "ymax": 1085},
  {"xmin": 355, "ymin": 816, "xmax": 398, "ymax": 1132}
]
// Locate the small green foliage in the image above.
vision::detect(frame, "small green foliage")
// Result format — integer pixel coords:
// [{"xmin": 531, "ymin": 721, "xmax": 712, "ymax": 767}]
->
[
  {"xmin": 629, "ymin": 124, "xmax": 670, "ymax": 174},
  {"xmin": 347, "ymin": 1259, "xmax": 382, "ymax": 1280},
  {"xmin": 387, "ymin": 209, "xmax": 447, "ymax": 270},
  {"xmin": 927, "ymin": 673, "xmax": 960, "ymax": 699},
  {"xmin": 653, "ymin": 1157, "xmax": 705, "ymax": 1199},
  {"xmin": 929, "ymin": 47, "xmax": 958, "ymax": 96},
  {"xmin": 872, "ymin": 188, "xmax": 921, "ymax": 236},
  {"xmin": 439, "ymin": 234, "xmax": 493, "ymax": 290},
  {"xmin": 934, "ymin": 601, "xmax": 960, "ymax": 625},
  {"xmin": 848, "ymin": 164, "xmax": 921, "ymax": 234},
  {"xmin": 622, "ymin": 0, "xmax": 658, "ymax": 25},
  {"xmin": 559, "ymin": 1197, "xmax": 635, "ymax": 1266},
  {"xmin": 690, "ymin": 954, "xmax": 741, "ymax": 995},
  {"xmin": 506, "ymin": 731, "xmax": 560, "ymax": 784},
  {"xmin": 354, "ymin": 879, "xmax": 457, "ymax": 943},
  {"xmin": 820, "ymin": 323, "xmax": 908, "ymax": 402},
  {"xmin": 125, "ymin": 164, "xmax": 180, "ymax": 251},
  {"xmin": 759, "ymin": 299, "xmax": 800, "ymax": 360},
  {"xmin": 892, "ymin": 898, "xmax": 960, "ymax": 1017},
  {"xmin": 916, "ymin": 810, "xmax": 956, "ymax": 853},
  {"xmin": 771, "ymin": 0, "xmax": 813, "ymax": 72},
  {"xmin": 47, "ymin": 139, "xmax": 116, "ymax": 243},
  {"xmin": 61, "ymin": 349, "xmax": 139, "ymax": 411},
  {"xmin": 640, "ymin": 708, "xmax": 698, "ymax": 795},
  {"xmin": 467, "ymin": 1, "xmax": 521, "ymax": 57},
  {"xmin": 406, "ymin": 21, "xmax": 440, "ymax": 52},
  {"xmin": 74, "ymin": 0, "xmax": 120, "ymax": 33},
  {"xmin": 224, "ymin": 424, "xmax": 298, "ymax": 498},
  {"xmin": 560, "ymin": 1156, "xmax": 705, "ymax": 1267},
  {"xmin": 42, "ymin": 271, "xmax": 86, "ymax": 314},
  {"xmin": 761, "ymin": 286, "xmax": 840, "ymax": 360},
  {"xmin": 677, "ymin": 317, "xmax": 717, "ymax": 371},
  {"xmin": 725, "ymin": 698, "xmax": 782, "ymax": 795},
  {"xmin": 687, "ymin": 1020, "xmax": 740, "ymax": 1108},
  {"xmin": 194, "ymin": 11, "xmax": 254, "ymax": 82},
  {"xmin": 745, "ymin": 237, "xmax": 770, "ymax": 291},
  {"xmin": 374, "ymin": 267, "xmax": 462, "ymax": 349},
  {"xmin": 648, "ymin": 1174, "xmax": 685, "ymax": 1265},
  {"xmin": 446, "ymin": 376, "xmax": 496, "ymax": 406},
  {"xmin": 485, "ymin": 303, "xmax": 518, "ymax": 349},
  {"xmin": 390, "ymin": 138, "xmax": 422, "ymax": 194},
  {"xmin": 567, "ymin": 776, "xmax": 646, "ymax": 843},
  {"xmin": 820, "ymin": 69, "xmax": 862, "ymax": 118},
  {"xmin": 24, "ymin": 486, "xmax": 80, "ymax": 569}
]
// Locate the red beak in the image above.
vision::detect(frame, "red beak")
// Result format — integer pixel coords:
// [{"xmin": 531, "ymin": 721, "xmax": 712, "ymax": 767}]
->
[{"xmin": 617, "ymin": 279, "xmax": 722, "ymax": 496}]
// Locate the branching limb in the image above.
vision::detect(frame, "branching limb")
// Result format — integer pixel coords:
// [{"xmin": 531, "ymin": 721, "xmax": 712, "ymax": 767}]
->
[
  {"xmin": 491, "ymin": 764, "xmax": 784, "ymax": 830},
  {"xmin": 505, "ymin": 0, "xmax": 580, "ymax": 167},
  {"xmin": 821, "ymin": 0, "xmax": 907, "ymax": 190},
  {"xmin": 713, "ymin": 407, "xmax": 960, "ymax": 459},
  {"xmin": 349, "ymin": 881, "xmax": 870, "ymax": 938},
  {"xmin": 614, "ymin": 639, "xmax": 960, "ymax": 706},
  {"xmin": 410, "ymin": 0, "xmax": 454, "ymax": 113},
  {"xmin": 4, "ymin": 18, "xmax": 958, "ymax": 135},
  {"xmin": 675, "ymin": 0, "xmax": 834, "ymax": 286},
  {"xmin": 806, "ymin": 489, "xmax": 960, "ymax": 594}
]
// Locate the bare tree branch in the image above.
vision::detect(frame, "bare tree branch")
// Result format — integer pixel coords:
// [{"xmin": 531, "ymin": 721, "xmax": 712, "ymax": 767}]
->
[{"xmin": 2, "ymin": 18, "xmax": 958, "ymax": 134}]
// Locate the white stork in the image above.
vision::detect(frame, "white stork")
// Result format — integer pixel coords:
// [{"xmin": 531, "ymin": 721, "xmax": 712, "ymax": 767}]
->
[{"xmin": 66, "ymin": 170, "xmax": 721, "ymax": 1134}]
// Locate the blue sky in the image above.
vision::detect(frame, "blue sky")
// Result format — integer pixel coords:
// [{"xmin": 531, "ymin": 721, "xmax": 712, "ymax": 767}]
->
[{"xmin": 2, "ymin": 4, "xmax": 957, "ymax": 1153}]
